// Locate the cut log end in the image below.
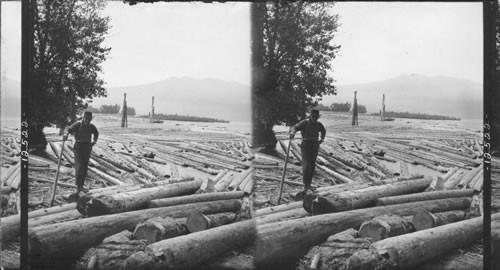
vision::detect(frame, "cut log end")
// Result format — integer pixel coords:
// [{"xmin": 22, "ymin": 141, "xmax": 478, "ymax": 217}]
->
[
  {"xmin": 186, "ymin": 212, "xmax": 211, "ymax": 233},
  {"xmin": 358, "ymin": 215, "xmax": 415, "ymax": 241}
]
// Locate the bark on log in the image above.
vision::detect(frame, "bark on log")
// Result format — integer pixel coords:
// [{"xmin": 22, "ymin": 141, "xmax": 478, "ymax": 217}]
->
[
  {"xmin": 214, "ymin": 171, "xmax": 238, "ymax": 192},
  {"xmin": 375, "ymin": 189, "xmax": 474, "ymax": 206},
  {"xmin": 84, "ymin": 230, "xmax": 148, "ymax": 270},
  {"xmin": 228, "ymin": 168, "xmax": 254, "ymax": 191},
  {"xmin": 84, "ymin": 179, "xmax": 203, "ymax": 216},
  {"xmin": 28, "ymin": 199, "xmax": 242, "ymax": 267},
  {"xmin": 77, "ymin": 179, "xmax": 192, "ymax": 215},
  {"xmin": 28, "ymin": 203, "xmax": 76, "ymax": 219},
  {"xmin": 133, "ymin": 217, "xmax": 188, "ymax": 243},
  {"xmin": 303, "ymin": 177, "xmax": 432, "ymax": 215},
  {"xmin": 346, "ymin": 215, "xmax": 486, "ymax": 270},
  {"xmin": 412, "ymin": 209, "xmax": 466, "ymax": 231},
  {"xmin": 123, "ymin": 219, "xmax": 256, "ymax": 270},
  {"xmin": 186, "ymin": 212, "xmax": 236, "ymax": 232},
  {"xmin": 358, "ymin": 214, "xmax": 415, "ymax": 241},
  {"xmin": 148, "ymin": 191, "xmax": 245, "ymax": 208},
  {"xmin": 255, "ymin": 197, "xmax": 471, "ymax": 267},
  {"xmin": 196, "ymin": 178, "xmax": 216, "ymax": 194}
]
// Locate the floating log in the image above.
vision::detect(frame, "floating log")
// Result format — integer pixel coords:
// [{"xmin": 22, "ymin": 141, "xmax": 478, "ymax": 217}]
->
[
  {"xmin": 84, "ymin": 179, "xmax": 203, "ymax": 216},
  {"xmin": 133, "ymin": 217, "xmax": 188, "ymax": 244},
  {"xmin": 457, "ymin": 165, "xmax": 483, "ymax": 188},
  {"xmin": 123, "ymin": 219, "xmax": 256, "ymax": 270},
  {"xmin": 255, "ymin": 197, "xmax": 471, "ymax": 267},
  {"xmin": 303, "ymin": 177, "xmax": 432, "ymax": 215},
  {"xmin": 412, "ymin": 209, "xmax": 466, "ymax": 231},
  {"xmin": 346, "ymin": 215, "xmax": 487, "ymax": 270},
  {"xmin": 316, "ymin": 164, "xmax": 355, "ymax": 184},
  {"xmin": 186, "ymin": 212, "xmax": 236, "ymax": 232},
  {"xmin": 443, "ymin": 168, "xmax": 468, "ymax": 189},
  {"xmin": 228, "ymin": 168, "xmax": 254, "ymax": 191},
  {"xmin": 148, "ymin": 191, "xmax": 245, "ymax": 208},
  {"xmin": 28, "ymin": 199, "xmax": 242, "ymax": 267},
  {"xmin": 88, "ymin": 167, "xmax": 125, "ymax": 186},
  {"xmin": 255, "ymin": 201, "xmax": 303, "ymax": 217},
  {"xmin": 358, "ymin": 214, "xmax": 414, "ymax": 241},
  {"xmin": 214, "ymin": 171, "xmax": 238, "ymax": 192},
  {"xmin": 375, "ymin": 189, "xmax": 474, "ymax": 206},
  {"xmin": 28, "ymin": 203, "xmax": 76, "ymax": 219},
  {"xmin": 196, "ymin": 178, "xmax": 216, "ymax": 194}
]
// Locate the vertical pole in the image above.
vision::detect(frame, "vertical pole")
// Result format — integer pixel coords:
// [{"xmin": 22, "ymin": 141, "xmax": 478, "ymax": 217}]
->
[
  {"xmin": 352, "ymin": 91, "xmax": 358, "ymax": 126},
  {"xmin": 382, "ymin": 93, "xmax": 386, "ymax": 121},
  {"xmin": 121, "ymin": 93, "xmax": 127, "ymax": 128},
  {"xmin": 151, "ymin": 96, "xmax": 155, "ymax": 123}
]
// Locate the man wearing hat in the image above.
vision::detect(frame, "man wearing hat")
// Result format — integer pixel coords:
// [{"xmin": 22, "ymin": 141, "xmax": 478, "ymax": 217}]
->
[
  {"xmin": 64, "ymin": 111, "xmax": 99, "ymax": 193},
  {"xmin": 289, "ymin": 109, "xmax": 326, "ymax": 191}
]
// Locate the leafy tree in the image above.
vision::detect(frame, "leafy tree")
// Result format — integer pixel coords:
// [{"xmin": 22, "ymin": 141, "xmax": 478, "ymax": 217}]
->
[
  {"xmin": 127, "ymin": 107, "xmax": 136, "ymax": 116},
  {"xmin": 100, "ymin": 104, "xmax": 120, "ymax": 114},
  {"xmin": 29, "ymin": 0, "xmax": 110, "ymax": 149},
  {"xmin": 358, "ymin": 104, "xmax": 367, "ymax": 114},
  {"xmin": 85, "ymin": 105, "xmax": 101, "ymax": 114},
  {"xmin": 253, "ymin": 2, "xmax": 340, "ymax": 148},
  {"xmin": 314, "ymin": 103, "xmax": 330, "ymax": 111},
  {"xmin": 330, "ymin": 102, "xmax": 351, "ymax": 112}
]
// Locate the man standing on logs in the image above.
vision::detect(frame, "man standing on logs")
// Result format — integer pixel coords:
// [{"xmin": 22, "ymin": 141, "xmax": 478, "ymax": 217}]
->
[
  {"xmin": 289, "ymin": 109, "xmax": 326, "ymax": 191},
  {"xmin": 64, "ymin": 111, "xmax": 99, "ymax": 194}
]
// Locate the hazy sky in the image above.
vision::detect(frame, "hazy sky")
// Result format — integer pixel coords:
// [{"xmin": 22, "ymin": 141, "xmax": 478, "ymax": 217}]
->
[
  {"xmin": 1, "ymin": 2, "xmax": 483, "ymax": 87},
  {"xmin": 332, "ymin": 2, "xmax": 483, "ymax": 85}
]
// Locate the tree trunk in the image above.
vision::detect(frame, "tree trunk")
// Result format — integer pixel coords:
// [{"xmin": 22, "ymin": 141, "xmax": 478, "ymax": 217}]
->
[
  {"xmin": 375, "ymin": 189, "xmax": 474, "ymax": 206},
  {"xmin": 346, "ymin": 215, "xmax": 486, "ymax": 270},
  {"xmin": 28, "ymin": 199, "xmax": 242, "ymax": 267},
  {"xmin": 358, "ymin": 214, "xmax": 415, "ymax": 241},
  {"xmin": 84, "ymin": 179, "xmax": 203, "ymax": 216},
  {"xmin": 255, "ymin": 197, "xmax": 471, "ymax": 267},
  {"xmin": 123, "ymin": 219, "xmax": 256, "ymax": 270},
  {"xmin": 148, "ymin": 191, "xmax": 245, "ymax": 208},
  {"xmin": 412, "ymin": 209, "xmax": 466, "ymax": 231},
  {"xmin": 303, "ymin": 177, "xmax": 433, "ymax": 215},
  {"xmin": 133, "ymin": 217, "xmax": 188, "ymax": 244},
  {"xmin": 186, "ymin": 212, "xmax": 236, "ymax": 233}
]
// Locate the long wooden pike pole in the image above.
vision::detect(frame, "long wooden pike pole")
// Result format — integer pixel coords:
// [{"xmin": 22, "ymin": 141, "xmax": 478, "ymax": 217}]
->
[
  {"xmin": 50, "ymin": 139, "xmax": 66, "ymax": 206},
  {"xmin": 277, "ymin": 140, "xmax": 292, "ymax": 205}
]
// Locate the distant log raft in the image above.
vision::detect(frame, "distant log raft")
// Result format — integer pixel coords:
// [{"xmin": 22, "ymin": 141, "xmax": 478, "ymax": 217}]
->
[
  {"xmin": 255, "ymin": 197, "xmax": 471, "ymax": 267},
  {"xmin": 28, "ymin": 199, "xmax": 242, "ymax": 267},
  {"xmin": 303, "ymin": 177, "xmax": 433, "ymax": 214},
  {"xmin": 346, "ymin": 215, "xmax": 486, "ymax": 270},
  {"xmin": 123, "ymin": 219, "xmax": 256, "ymax": 270}
]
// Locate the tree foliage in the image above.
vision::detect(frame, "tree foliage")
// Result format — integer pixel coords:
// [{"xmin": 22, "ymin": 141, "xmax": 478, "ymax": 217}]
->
[
  {"xmin": 253, "ymin": 2, "xmax": 340, "ymax": 147},
  {"xmin": 330, "ymin": 102, "xmax": 351, "ymax": 112},
  {"xmin": 357, "ymin": 104, "xmax": 367, "ymax": 114},
  {"xmin": 30, "ymin": 0, "xmax": 110, "ymax": 148},
  {"xmin": 100, "ymin": 104, "xmax": 120, "ymax": 114}
]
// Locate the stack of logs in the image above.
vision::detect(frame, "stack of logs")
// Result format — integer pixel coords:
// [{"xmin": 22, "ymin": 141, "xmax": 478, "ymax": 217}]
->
[
  {"xmin": 1, "ymin": 136, "xmax": 21, "ymax": 216},
  {"xmin": 253, "ymin": 132, "xmax": 484, "ymax": 269},
  {"xmin": 26, "ymin": 175, "xmax": 255, "ymax": 269}
]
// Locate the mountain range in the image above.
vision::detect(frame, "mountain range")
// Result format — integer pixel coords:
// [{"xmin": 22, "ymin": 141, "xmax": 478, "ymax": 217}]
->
[
  {"xmin": 320, "ymin": 74, "xmax": 482, "ymax": 119},
  {"xmin": 91, "ymin": 77, "xmax": 251, "ymax": 122},
  {"xmin": 0, "ymin": 74, "xmax": 483, "ymax": 122}
]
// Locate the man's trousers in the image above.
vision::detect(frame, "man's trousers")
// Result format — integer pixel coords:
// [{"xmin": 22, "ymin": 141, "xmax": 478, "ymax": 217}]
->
[
  {"xmin": 300, "ymin": 140, "xmax": 319, "ymax": 188},
  {"xmin": 73, "ymin": 142, "xmax": 92, "ymax": 189}
]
